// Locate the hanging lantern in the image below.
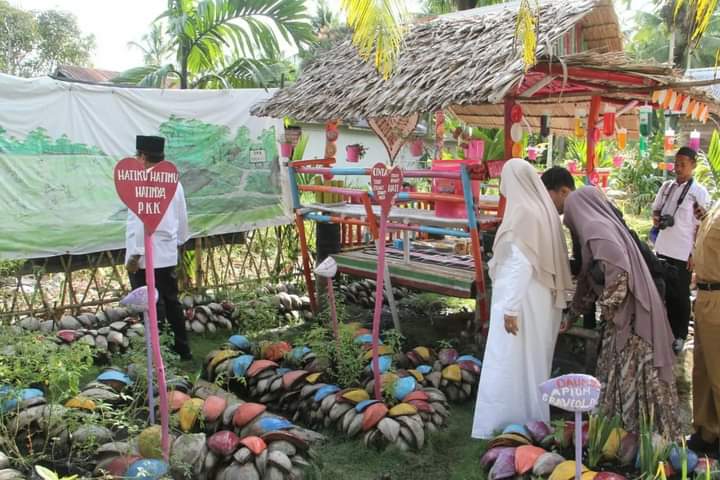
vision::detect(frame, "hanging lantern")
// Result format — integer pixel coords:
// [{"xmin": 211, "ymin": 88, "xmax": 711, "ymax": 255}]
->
[
  {"xmin": 511, "ymin": 142, "xmax": 523, "ymax": 157},
  {"xmin": 540, "ymin": 111, "xmax": 551, "ymax": 137},
  {"xmin": 567, "ymin": 161, "xmax": 578, "ymax": 173},
  {"xmin": 510, "ymin": 123, "xmax": 524, "ymax": 143},
  {"xmin": 613, "ymin": 155, "xmax": 625, "ymax": 168},
  {"xmin": 692, "ymin": 102, "xmax": 702, "ymax": 121},
  {"xmin": 664, "ymin": 128, "xmax": 675, "ymax": 155},
  {"xmin": 690, "ymin": 130, "xmax": 701, "ymax": 151},
  {"xmin": 639, "ymin": 106, "xmax": 652, "ymax": 137},
  {"xmin": 574, "ymin": 108, "xmax": 586, "ymax": 137},
  {"xmin": 658, "ymin": 161, "xmax": 667, "ymax": 171},
  {"xmin": 616, "ymin": 127, "xmax": 628, "ymax": 150},
  {"xmin": 603, "ymin": 106, "xmax": 616, "ymax": 137},
  {"xmin": 510, "ymin": 104, "xmax": 524, "ymax": 123},
  {"xmin": 682, "ymin": 96, "xmax": 691, "ymax": 114}
]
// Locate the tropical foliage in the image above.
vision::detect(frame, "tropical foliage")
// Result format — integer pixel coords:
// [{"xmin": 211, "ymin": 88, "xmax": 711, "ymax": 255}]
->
[
  {"xmin": 696, "ymin": 129, "xmax": 720, "ymax": 199},
  {"xmin": 114, "ymin": 0, "xmax": 315, "ymax": 89}
]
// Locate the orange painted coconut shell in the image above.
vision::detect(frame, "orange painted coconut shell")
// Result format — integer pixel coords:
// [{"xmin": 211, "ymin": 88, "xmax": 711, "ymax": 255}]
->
[
  {"xmin": 239, "ymin": 435, "xmax": 267, "ymax": 456},
  {"xmin": 263, "ymin": 341, "xmax": 292, "ymax": 362},
  {"xmin": 233, "ymin": 402, "xmax": 267, "ymax": 428},
  {"xmin": 515, "ymin": 445, "xmax": 546, "ymax": 474},
  {"xmin": 247, "ymin": 359, "xmax": 278, "ymax": 378},
  {"xmin": 361, "ymin": 402, "xmax": 389, "ymax": 432},
  {"xmin": 168, "ymin": 391, "xmax": 191, "ymax": 412},
  {"xmin": 201, "ymin": 395, "xmax": 227, "ymax": 423}
]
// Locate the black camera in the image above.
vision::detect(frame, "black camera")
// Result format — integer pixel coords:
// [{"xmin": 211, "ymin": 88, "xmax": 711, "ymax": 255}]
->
[{"xmin": 658, "ymin": 214, "xmax": 675, "ymax": 230}]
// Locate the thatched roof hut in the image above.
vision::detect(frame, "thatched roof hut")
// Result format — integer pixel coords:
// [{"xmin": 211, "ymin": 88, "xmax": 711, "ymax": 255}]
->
[{"xmin": 252, "ymin": 0, "xmax": 719, "ymax": 139}]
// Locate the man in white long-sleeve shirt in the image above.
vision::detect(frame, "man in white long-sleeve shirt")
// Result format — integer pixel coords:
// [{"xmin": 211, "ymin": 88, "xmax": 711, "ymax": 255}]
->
[{"xmin": 125, "ymin": 135, "xmax": 192, "ymax": 360}]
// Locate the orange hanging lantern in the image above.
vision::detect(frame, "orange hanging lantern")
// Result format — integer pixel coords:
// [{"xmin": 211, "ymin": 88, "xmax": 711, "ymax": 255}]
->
[
  {"xmin": 616, "ymin": 128, "xmax": 627, "ymax": 150},
  {"xmin": 511, "ymin": 142, "xmax": 523, "ymax": 157},
  {"xmin": 673, "ymin": 93, "xmax": 685, "ymax": 112}
]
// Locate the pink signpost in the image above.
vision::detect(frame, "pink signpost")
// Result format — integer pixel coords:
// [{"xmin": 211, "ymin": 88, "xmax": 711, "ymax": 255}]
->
[
  {"xmin": 540, "ymin": 374, "xmax": 602, "ymax": 480},
  {"xmin": 369, "ymin": 163, "xmax": 403, "ymax": 400},
  {"xmin": 114, "ymin": 157, "xmax": 179, "ymax": 460}
]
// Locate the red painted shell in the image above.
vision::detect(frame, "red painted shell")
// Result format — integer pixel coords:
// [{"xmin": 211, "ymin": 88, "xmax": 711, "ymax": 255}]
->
[
  {"xmin": 239, "ymin": 435, "xmax": 267, "ymax": 456},
  {"xmin": 233, "ymin": 402, "xmax": 267, "ymax": 428},
  {"xmin": 282, "ymin": 370, "xmax": 309, "ymax": 390},
  {"xmin": 168, "ymin": 391, "xmax": 190, "ymax": 412},
  {"xmin": 104, "ymin": 455, "xmax": 141, "ymax": 477},
  {"xmin": 361, "ymin": 402, "xmax": 388, "ymax": 432},
  {"xmin": 403, "ymin": 391, "xmax": 429, "ymax": 403},
  {"xmin": 202, "ymin": 395, "xmax": 227, "ymax": 423},
  {"xmin": 207, "ymin": 430, "xmax": 241, "ymax": 456},
  {"xmin": 407, "ymin": 399, "xmax": 434, "ymax": 413},
  {"xmin": 264, "ymin": 341, "xmax": 292, "ymax": 362},
  {"xmin": 459, "ymin": 360, "xmax": 481, "ymax": 375},
  {"xmin": 246, "ymin": 360, "xmax": 278, "ymax": 378},
  {"xmin": 57, "ymin": 330, "xmax": 82, "ymax": 343}
]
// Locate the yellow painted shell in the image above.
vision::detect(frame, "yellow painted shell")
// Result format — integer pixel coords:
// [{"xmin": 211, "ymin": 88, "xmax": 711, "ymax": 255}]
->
[
  {"xmin": 179, "ymin": 398, "xmax": 205, "ymax": 433},
  {"xmin": 441, "ymin": 364, "xmax": 462, "ymax": 383},
  {"xmin": 64, "ymin": 396, "xmax": 96, "ymax": 411},
  {"xmin": 381, "ymin": 373, "xmax": 399, "ymax": 390},
  {"xmin": 305, "ymin": 372, "xmax": 322, "ymax": 384},
  {"xmin": 363, "ymin": 345, "xmax": 392, "ymax": 360},
  {"xmin": 549, "ymin": 461, "xmax": 590, "ymax": 480},
  {"xmin": 341, "ymin": 389, "xmax": 370, "ymax": 404},
  {"xmin": 209, "ymin": 350, "xmax": 239, "ymax": 372},
  {"xmin": 413, "ymin": 347, "xmax": 431, "ymax": 361},
  {"xmin": 388, "ymin": 403, "xmax": 418, "ymax": 417},
  {"xmin": 407, "ymin": 370, "xmax": 424, "ymax": 382}
]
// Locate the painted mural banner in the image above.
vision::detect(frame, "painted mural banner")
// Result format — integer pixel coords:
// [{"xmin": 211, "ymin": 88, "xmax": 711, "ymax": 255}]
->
[{"xmin": 0, "ymin": 74, "xmax": 287, "ymax": 260}]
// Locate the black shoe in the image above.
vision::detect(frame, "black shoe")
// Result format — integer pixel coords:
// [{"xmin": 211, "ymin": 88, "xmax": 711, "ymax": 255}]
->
[{"xmin": 687, "ymin": 433, "xmax": 719, "ymax": 455}]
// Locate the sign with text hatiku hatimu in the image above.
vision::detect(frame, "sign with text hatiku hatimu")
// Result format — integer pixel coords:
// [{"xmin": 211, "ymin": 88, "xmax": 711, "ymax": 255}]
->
[{"xmin": 0, "ymin": 73, "xmax": 289, "ymax": 260}]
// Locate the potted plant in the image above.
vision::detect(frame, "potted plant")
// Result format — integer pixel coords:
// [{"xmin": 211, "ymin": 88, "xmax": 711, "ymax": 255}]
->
[
  {"xmin": 283, "ymin": 118, "xmax": 302, "ymax": 146},
  {"xmin": 346, "ymin": 143, "xmax": 366, "ymax": 163}
]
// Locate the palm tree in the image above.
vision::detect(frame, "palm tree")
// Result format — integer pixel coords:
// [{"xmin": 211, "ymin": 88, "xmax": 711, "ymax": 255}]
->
[
  {"xmin": 114, "ymin": 0, "xmax": 314, "ymax": 89},
  {"xmin": 128, "ymin": 23, "xmax": 173, "ymax": 66},
  {"xmin": 422, "ymin": 0, "xmax": 508, "ymax": 15}
]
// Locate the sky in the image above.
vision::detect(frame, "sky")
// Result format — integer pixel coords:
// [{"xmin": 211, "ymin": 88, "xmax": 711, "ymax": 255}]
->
[{"xmin": 11, "ymin": 0, "xmax": 645, "ymax": 73}]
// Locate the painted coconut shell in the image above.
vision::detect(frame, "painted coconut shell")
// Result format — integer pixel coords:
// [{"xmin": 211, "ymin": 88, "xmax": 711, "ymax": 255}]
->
[
  {"xmin": 669, "ymin": 445, "xmax": 699, "ymax": 472},
  {"xmin": 362, "ymin": 402, "xmax": 389, "ymax": 431},
  {"xmin": 262, "ymin": 431, "xmax": 309, "ymax": 452},
  {"xmin": 247, "ymin": 359, "xmax": 278, "ymax": 378},
  {"xmin": 178, "ymin": 398, "xmax": 205, "ymax": 432},
  {"xmin": 239, "ymin": 435, "xmax": 267, "ymax": 456},
  {"xmin": 388, "ymin": 403, "xmax": 418, "ymax": 417},
  {"xmin": 202, "ymin": 396, "xmax": 227, "ymax": 423},
  {"xmin": 263, "ymin": 341, "xmax": 292, "ymax": 362},
  {"xmin": 416, "ymin": 364, "xmax": 433, "ymax": 375},
  {"xmin": 305, "ymin": 372, "xmax": 322, "ymax": 384},
  {"xmin": 208, "ymin": 430, "xmax": 241, "ymax": 457},
  {"xmin": 282, "ymin": 370, "xmax": 309, "ymax": 390},
  {"xmin": 488, "ymin": 433, "xmax": 531, "ymax": 449},
  {"xmin": 138, "ymin": 425, "xmax": 163, "ymax": 459},
  {"xmin": 252, "ymin": 417, "xmax": 293, "ymax": 435},
  {"xmin": 595, "ymin": 472, "xmax": 629, "ymax": 480},
  {"xmin": 549, "ymin": 461, "xmax": 589, "ymax": 480},
  {"xmin": 525, "ymin": 420, "xmax": 552, "ymax": 443},
  {"xmin": 363, "ymin": 345, "xmax": 393, "ymax": 360},
  {"xmin": 413, "ymin": 346, "xmax": 432, "ymax": 362},
  {"xmin": 354, "ymin": 334, "xmax": 373, "ymax": 344},
  {"xmin": 457, "ymin": 354, "xmax": 482, "ymax": 367},
  {"xmin": 489, "ymin": 448, "xmax": 516, "ymax": 480},
  {"xmin": 339, "ymin": 388, "xmax": 370, "ymax": 404},
  {"xmin": 232, "ymin": 354, "xmax": 255, "ymax": 378},
  {"xmin": 515, "ymin": 445, "xmax": 546, "ymax": 474},
  {"xmin": 126, "ymin": 459, "xmax": 169, "ymax": 479},
  {"xmin": 313, "ymin": 385, "xmax": 340, "ymax": 402},
  {"xmin": 438, "ymin": 348, "xmax": 459, "ymax": 365},
  {"xmin": 102, "ymin": 455, "xmax": 142, "ymax": 477},
  {"xmin": 228, "ymin": 335, "xmax": 251, "ymax": 350},
  {"xmin": 209, "ymin": 350, "xmax": 240, "ymax": 372},
  {"xmin": 481, "ymin": 447, "xmax": 515, "ymax": 468},
  {"xmin": 393, "ymin": 376, "xmax": 416, "ymax": 401},
  {"xmin": 503, "ymin": 423, "xmax": 531, "ymax": 439},
  {"xmin": 618, "ymin": 432, "xmax": 639, "ymax": 466},
  {"xmin": 355, "ymin": 399, "xmax": 380, "ymax": 413},
  {"xmin": 168, "ymin": 391, "xmax": 191, "ymax": 412},
  {"xmin": 407, "ymin": 399, "xmax": 433, "ymax": 413},
  {"xmin": 458, "ymin": 360, "xmax": 481, "ymax": 376},
  {"xmin": 441, "ymin": 364, "xmax": 462, "ymax": 382},
  {"xmin": 404, "ymin": 391, "xmax": 429, "ymax": 403},
  {"xmin": 65, "ymin": 396, "xmax": 96, "ymax": 412},
  {"xmin": 533, "ymin": 452, "xmax": 566, "ymax": 476},
  {"xmin": 233, "ymin": 403, "xmax": 267, "ymax": 428}
]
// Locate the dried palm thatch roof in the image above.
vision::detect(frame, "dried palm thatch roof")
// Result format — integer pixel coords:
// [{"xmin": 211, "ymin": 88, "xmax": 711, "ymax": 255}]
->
[{"xmin": 252, "ymin": 0, "xmax": 623, "ymax": 121}]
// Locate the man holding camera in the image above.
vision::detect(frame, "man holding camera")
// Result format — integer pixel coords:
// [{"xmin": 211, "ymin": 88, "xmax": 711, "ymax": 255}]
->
[{"xmin": 651, "ymin": 146, "xmax": 710, "ymax": 354}]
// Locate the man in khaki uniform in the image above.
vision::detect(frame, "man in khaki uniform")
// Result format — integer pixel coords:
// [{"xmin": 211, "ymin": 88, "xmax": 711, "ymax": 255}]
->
[{"xmin": 689, "ymin": 202, "xmax": 720, "ymax": 454}]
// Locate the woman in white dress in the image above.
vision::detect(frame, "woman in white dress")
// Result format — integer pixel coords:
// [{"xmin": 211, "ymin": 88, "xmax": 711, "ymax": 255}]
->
[{"xmin": 472, "ymin": 158, "xmax": 573, "ymax": 439}]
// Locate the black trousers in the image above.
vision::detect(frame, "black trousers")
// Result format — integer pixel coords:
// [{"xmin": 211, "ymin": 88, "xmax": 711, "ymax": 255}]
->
[
  {"xmin": 659, "ymin": 255, "xmax": 692, "ymax": 340},
  {"xmin": 129, "ymin": 266, "xmax": 191, "ymax": 357}
]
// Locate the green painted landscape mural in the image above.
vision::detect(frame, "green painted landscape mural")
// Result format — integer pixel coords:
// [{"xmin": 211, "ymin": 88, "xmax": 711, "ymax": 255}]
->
[{"xmin": 0, "ymin": 117, "xmax": 284, "ymax": 260}]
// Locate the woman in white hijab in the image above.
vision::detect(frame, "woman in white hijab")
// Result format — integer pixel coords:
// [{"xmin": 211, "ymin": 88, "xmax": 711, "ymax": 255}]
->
[{"xmin": 472, "ymin": 159, "xmax": 573, "ymax": 438}]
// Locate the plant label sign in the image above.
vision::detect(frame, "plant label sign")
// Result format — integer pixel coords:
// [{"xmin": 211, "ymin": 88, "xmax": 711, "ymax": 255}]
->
[
  {"xmin": 114, "ymin": 157, "xmax": 179, "ymax": 234},
  {"xmin": 370, "ymin": 162, "xmax": 403, "ymax": 212},
  {"xmin": 539, "ymin": 374, "xmax": 601, "ymax": 413},
  {"xmin": 250, "ymin": 148, "xmax": 266, "ymax": 165}
]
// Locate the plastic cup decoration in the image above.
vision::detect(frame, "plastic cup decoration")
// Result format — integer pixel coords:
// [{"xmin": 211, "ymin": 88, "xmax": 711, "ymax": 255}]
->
[
  {"xmin": 574, "ymin": 109, "xmax": 586, "ymax": 138},
  {"xmin": 527, "ymin": 146, "xmax": 538, "ymax": 161},
  {"xmin": 639, "ymin": 136, "xmax": 648, "ymax": 155},
  {"xmin": 603, "ymin": 106, "xmax": 616, "ymax": 137},
  {"xmin": 567, "ymin": 161, "xmax": 578, "ymax": 173},
  {"xmin": 690, "ymin": 130, "xmax": 701, "ymax": 151},
  {"xmin": 664, "ymin": 129, "xmax": 675, "ymax": 155},
  {"xmin": 667, "ymin": 162, "xmax": 675, "ymax": 172},
  {"xmin": 639, "ymin": 106, "xmax": 653, "ymax": 137},
  {"xmin": 613, "ymin": 155, "xmax": 624, "ymax": 168},
  {"xmin": 616, "ymin": 128, "xmax": 627, "ymax": 150},
  {"xmin": 279, "ymin": 142, "xmax": 293, "ymax": 158},
  {"xmin": 511, "ymin": 142, "xmax": 523, "ymax": 157},
  {"xmin": 467, "ymin": 139, "xmax": 484, "ymax": 161}
]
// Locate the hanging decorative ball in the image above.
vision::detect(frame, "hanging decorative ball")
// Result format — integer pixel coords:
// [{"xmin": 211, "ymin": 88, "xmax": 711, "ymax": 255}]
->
[
  {"xmin": 510, "ymin": 105, "xmax": 524, "ymax": 123},
  {"xmin": 510, "ymin": 123, "xmax": 524, "ymax": 143},
  {"xmin": 673, "ymin": 94, "xmax": 685, "ymax": 112}
]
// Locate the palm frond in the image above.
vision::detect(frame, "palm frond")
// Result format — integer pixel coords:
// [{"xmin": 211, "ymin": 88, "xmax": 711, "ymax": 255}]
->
[
  {"xmin": 341, "ymin": 0, "xmax": 407, "ymax": 79},
  {"xmin": 515, "ymin": 0, "xmax": 539, "ymax": 71},
  {"xmin": 674, "ymin": 0, "xmax": 720, "ymax": 44},
  {"xmin": 112, "ymin": 64, "xmax": 180, "ymax": 87}
]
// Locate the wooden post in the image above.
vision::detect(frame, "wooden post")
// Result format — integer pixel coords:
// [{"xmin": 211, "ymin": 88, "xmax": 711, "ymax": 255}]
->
[
  {"xmin": 498, "ymin": 97, "xmax": 515, "ymax": 218},
  {"xmin": 587, "ymin": 96, "xmax": 602, "ymax": 182},
  {"xmin": 194, "ymin": 237, "xmax": 203, "ymax": 291},
  {"xmin": 295, "ymin": 213, "xmax": 317, "ymax": 313}
]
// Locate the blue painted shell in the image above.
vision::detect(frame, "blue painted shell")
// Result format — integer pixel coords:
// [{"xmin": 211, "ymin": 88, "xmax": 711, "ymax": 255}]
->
[
  {"xmin": 232, "ymin": 354, "xmax": 255, "ymax": 378},
  {"xmin": 313, "ymin": 385, "xmax": 340, "ymax": 402},
  {"xmin": 126, "ymin": 459, "xmax": 169, "ymax": 479},
  {"xmin": 355, "ymin": 399, "xmax": 381, "ymax": 413},
  {"xmin": 97, "ymin": 371, "xmax": 131, "ymax": 385},
  {"xmin": 457, "ymin": 354, "xmax": 482, "ymax": 367},
  {"xmin": 228, "ymin": 335, "xmax": 251, "ymax": 350},
  {"xmin": 393, "ymin": 376, "xmax": 416, "ymax": 401},
  {"xmin": 256, "ymin": 417, "xmax": 294, "ymax": 433},
  {"xmin": 416, "ymin": 364, "xmax": 433, "ymax": 375}
]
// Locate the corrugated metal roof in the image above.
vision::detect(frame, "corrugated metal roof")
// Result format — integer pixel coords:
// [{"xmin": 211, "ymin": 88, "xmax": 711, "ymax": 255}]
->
[{"xmin": 53, "ymin": 65, "xmax": 119, "ymax": 83}]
